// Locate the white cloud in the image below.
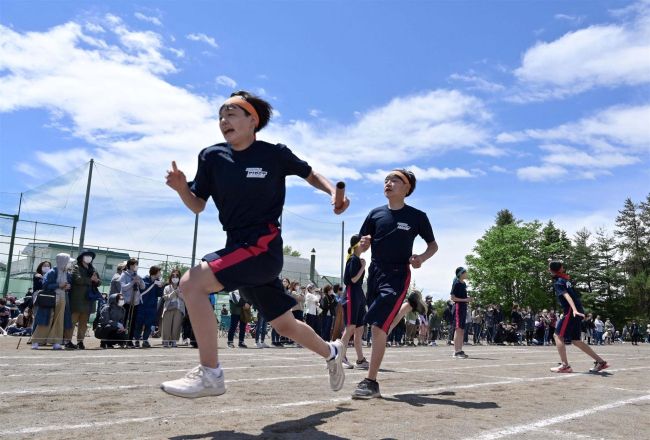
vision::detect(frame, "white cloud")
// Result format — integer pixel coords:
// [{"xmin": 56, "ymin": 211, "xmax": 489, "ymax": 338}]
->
[
  {"xmin": 517, "ymin": 164, "xmax": 568, "ymax": 182},
  {"xmin": 554, "ymin": 14, "xmax": 584, "ymax": 24},
  {"xmin": 186, "ymin": 33, "xmax": 219, "ymax": 49},
  {"xmin": 449, "ymin": 73, "xmax": 505, "ymax": 93},
  {"xmin": 215, "ymin": 75, "xmax": 237, "ymax": 89},
  {"xmin": 512, "ymin": 3, "xmax": 650, "ymax": 100},
  {"xmin": 365, "ymin": 166, "xmax": 476, "ymax": 183},
  {"xmin": 308, "ymin": 109, "xmax": 322, "ymax": 117},
  {"xmin": 490, "ymin": 165, "xmax": 508, "ymax": 173},
  {"xmin": 134, "ymin": 12, "xmax": 162, "ymax": 27}
]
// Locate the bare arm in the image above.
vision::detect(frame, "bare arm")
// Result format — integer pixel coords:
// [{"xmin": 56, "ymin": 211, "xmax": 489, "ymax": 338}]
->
[
  {"xmin": 562, "ymin": 293, "xmax": 585, "ymax": 318},
  {"xmin": 410, "ymin": 240, "xmax": 439, "ymax": 268},
  {"xmin": 451, "ymin": 294, "xmax": 472, "ymax": 303},
  {"xmin": 305, "ymin": 171, "xmax": 349, "ymax": 214},
  {"xmin": 166, "ymin": 161, "xmax": 207, "ymax": 214}
]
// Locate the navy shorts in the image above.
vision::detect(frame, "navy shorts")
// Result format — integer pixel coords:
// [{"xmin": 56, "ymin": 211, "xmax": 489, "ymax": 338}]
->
[
  {"xmin": 555, "ymin": 314, "xmax": 582, "ymax": 341},
  {"xmin": 364, "ymin": 262, "xmax": 411, "ymax": 333},
  {"xmin": 344, "ymin": 285, "xmax": 366, "ymax": 328},
  {"xmin": 203, "ymin": 224, "xmax": 296, "ymax": 321},
  {"xmin": 453, "ymin": 303, "xmax": 467, "ymax": 330}
]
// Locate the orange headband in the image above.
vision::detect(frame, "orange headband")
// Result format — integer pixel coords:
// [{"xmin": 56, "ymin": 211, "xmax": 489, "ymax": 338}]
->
[
  {"xmin": 222, "ymin": 96, "xmax": 259, "ymax": 127},
  {"xmin": 387, "ymin": 170, "xmax": 411, "ymax": 187}
]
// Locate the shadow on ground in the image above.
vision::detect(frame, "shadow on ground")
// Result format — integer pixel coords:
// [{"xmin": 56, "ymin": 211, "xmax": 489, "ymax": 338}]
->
[
  {"xmin": 169, "ymin": 407, "xmax": 355, "ymax": 440},
  {"xmin": 383, "ymin": 391, "xmax": 500, "ymax": 409}
]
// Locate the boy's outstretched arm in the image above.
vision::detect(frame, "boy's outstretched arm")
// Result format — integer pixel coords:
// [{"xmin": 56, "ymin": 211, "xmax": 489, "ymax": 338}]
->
[{"xmin": 305, "ymin": 171, "xmax": 350, "ymax": 214}]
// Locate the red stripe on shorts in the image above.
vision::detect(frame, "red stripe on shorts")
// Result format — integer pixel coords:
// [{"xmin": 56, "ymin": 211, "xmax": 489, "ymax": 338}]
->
[
  {"xmin": 381, "ymin": 269, "xmax": 411, "ymax": 333},
  {"xmin": 558, "ymin": 315, "xmax": 570, "ymax": 338},
  {"xmin": 207, "ymin": 225, "xmax": 279, "ymax": 274}
]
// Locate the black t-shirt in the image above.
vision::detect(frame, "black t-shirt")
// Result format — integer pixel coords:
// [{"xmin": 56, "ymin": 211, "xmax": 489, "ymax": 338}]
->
[
  {"xmin": 190, "ymin": 141, "xmax": 312, "ymax": 231},
  {"xmin": 359, "ymin": 205, "xmax": 435, "ymax": 265},
  {"xmin": 344, "ymin": 255, "xmax": 364, "ymax": 287},
  {"xmin": 553, "ymin": 276, "xmax": 584, "ymax": 315},
  {"xmin": 451, "ymin": 279, "xmax": 467, "ymax": 300}
]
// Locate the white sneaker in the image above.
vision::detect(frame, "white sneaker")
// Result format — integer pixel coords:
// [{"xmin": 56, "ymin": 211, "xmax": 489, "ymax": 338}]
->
[
  {"xmin": 326, "ymin": 340, "xmax": 345, "ymax": 392},
  {"xmin": 261, "ymin": 342, "xmax": 270, "ymax": 348},
  {"xmin": 160, "ymin": 365, "xmax": 226, "ymax": 398},
  {"xmin": 342, "ymin": 356, "xmax": 354, "ymax": 369},
  {"xmin": 52, "ymin": 343, "xmax": 63, "ymax": 350},
  {"xmin": 355, "ymin": 357, "xmax": 370, "ymax": 370},
  {"xmin": 31, "ymin": 343, "xmax": 39, "ymax": 350},
  {"xmin": 256, "ymin": 342, "xmax": 263, "ymax": 348}
]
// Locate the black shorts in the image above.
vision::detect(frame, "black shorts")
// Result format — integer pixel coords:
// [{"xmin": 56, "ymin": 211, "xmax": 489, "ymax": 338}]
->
[
  {"xmin": 453, "ymin": 303, "xmax": 467, "ymax": 330},
  {"xmin": 203, "ymin": 224, "xmax": 296, "ymax": 321},
  {"xmin": 364, "ymin": 262, "xmax": 411, "ymax": 333},
  {"xmin": 344, "ymin": 285, "xmax": 366, "ymax": 327},
  {"xmin": 555, "ymin": 314, "xmax": 582, "ymax": 341}
]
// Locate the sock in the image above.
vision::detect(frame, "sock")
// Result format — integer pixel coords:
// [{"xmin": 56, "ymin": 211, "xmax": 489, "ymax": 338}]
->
[
  {"xmin": 203, "ymin": 363, "xmax": 223, "ymax": 377},
  {"xmin": 327, "ymin": 342, "xmax": 338, "ymax": 361},
  {"xmin": 365, "ymin": 377, "xmax": 377, "ymax": 383}
]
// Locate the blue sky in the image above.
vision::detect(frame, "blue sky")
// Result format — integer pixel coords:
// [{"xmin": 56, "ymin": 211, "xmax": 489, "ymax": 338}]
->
[{"xmin": 1, "ymin": 1, "xmax": 649, "ymax": 298}]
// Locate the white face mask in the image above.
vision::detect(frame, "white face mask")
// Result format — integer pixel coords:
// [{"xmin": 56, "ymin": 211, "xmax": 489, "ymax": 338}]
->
[
  {"xmin": 42, "ymin": 266, "xmax": 51, "ymax": 274},
  {"xmin": 172, "ymin": 277, "xmax": 180, "ymax": 284},
  {"xmin": 83, "ymin": 256, "xmax": 93, "ymax": 264},
  {"xmin": 118, "ymin": 299, "xmax": 125, "ymax": 307}
]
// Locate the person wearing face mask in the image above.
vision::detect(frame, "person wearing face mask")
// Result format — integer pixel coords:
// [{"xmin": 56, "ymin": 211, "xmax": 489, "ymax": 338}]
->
[
  {"xmin": 64, "ymin": 250, "xmax": 101, "ymax": 350},
  {"xmin": 162, "ymin": 269, "xmax": 185, "ymax": 347},
  {"xmin": 133, "ymin": 266, "xmax": 165, "ymax": 348},
  {"xmin": 119, "ymin": 258, "xmax": 146, "ymax": 348},
  {"xmin": 33, "ymin": 261, "xmax": 52, "ymax": 292},
  {"xmin": 96, "ymin": 294, "xmax": 128, "ymax": 348},
  {"xmin": 32, "ymin": 253, "xmax": 73, "ymax": 350}
]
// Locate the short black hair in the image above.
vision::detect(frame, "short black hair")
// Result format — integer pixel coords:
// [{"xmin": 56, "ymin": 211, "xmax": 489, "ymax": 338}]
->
[
  {"xmin": 127, "ymin": 258, "xmax": 138, "ymax": 270},
  {"xmin": 549, "ymin": 261, "xmax": 563, "ymax": 272},
  {"xmin": 226, "ymin": 90, "xmax": 273, "ymax": 132}
]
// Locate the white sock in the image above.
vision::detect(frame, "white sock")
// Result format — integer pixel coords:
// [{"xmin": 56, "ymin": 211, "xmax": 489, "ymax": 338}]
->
[
  {"xmin": 203, "ymin": 364, "xmax": 223, "ymax": 377},
  {"xmin": 327, "ymin": 342, "xmax": 338, "ymax": 361}
]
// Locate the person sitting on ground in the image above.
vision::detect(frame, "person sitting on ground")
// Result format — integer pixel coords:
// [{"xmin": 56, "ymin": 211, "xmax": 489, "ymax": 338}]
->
[
  {"xmin": 95, "ymin": 293, "xmax": 128, "ymax": 348},
  {"xmin": 0, "ymin": 298, "xmax": 10, "ymax": 331},
  {"xmin": 6, "ymin": 307, "xmax": 34, "ymax": 336}
]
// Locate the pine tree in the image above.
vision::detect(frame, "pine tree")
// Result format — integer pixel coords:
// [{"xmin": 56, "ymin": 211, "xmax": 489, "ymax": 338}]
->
[{"xmin": 495, "ymin": 209, "xmax": 516, "ymax": 227}]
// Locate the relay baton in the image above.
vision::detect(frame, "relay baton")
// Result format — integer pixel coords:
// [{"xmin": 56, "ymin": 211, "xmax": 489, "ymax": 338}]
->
[{"xmin": 334, "ymin": 181, "xmax": 346, "ymax": 209}]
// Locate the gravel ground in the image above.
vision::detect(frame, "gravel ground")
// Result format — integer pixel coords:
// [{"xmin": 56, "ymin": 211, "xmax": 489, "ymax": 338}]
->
[{"xmin": 1, "ymin": 336, "xmax": 648, "ymax": 439}]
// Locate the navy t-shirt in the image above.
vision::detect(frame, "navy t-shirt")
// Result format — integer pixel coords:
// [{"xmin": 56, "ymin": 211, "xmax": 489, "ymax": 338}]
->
[
  {"xmin": 553, "ymin": 277, "xmax": 584, "ymax": 315},
  {"xmin": 344, "ymin": 255, "xmax": 365, "ymax": 287},
  {"xmin": 359, "ymin": 205, "xmax": 435, "ymax": 265},
  {"xmin": 190, "ymin": 141, "xmax": 312, "ymax": 231},
  {"xmin": 451, "ymin": 280, "xmax": 467, "ymax": 311}
]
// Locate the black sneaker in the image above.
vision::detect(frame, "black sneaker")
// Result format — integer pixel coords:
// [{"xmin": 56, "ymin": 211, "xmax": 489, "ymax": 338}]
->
[
  {"xmin": 134, "ymin": 341, "xmax": 141, "ymax": 348},
  {"xmin": 453, "ymin": 351, "xmax": 468, "ymax": 359},
  {"xmin": 238, "ymin": 343, "xmax": 248, "ymax": 348},
  {"xmin": 76, "ymin": 341, "xmax": 85, "ymax": 350},
  {"xmin": 126, "ymin": 341, "xmax": 135, "ymax": 348},
  {"xmin": 64, "ymin": 342, "xmax": 77, "ymax": 350},
  {"xmin": 227, "ymin": 342, "xmax": 235, "ymax": 348},
  {"xmin": 142, "ymin": 341, "xmax": 151, "ymax": 348},
  {"xmin": 352, "ymin": 378, "xmax": 381, "ymax": 400}
]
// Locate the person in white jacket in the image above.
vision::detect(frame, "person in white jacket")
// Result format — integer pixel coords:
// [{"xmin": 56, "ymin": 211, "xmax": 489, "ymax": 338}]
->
[{"xmin": 304, "ymin": 284, "xmax": 321, "ymax": 334}]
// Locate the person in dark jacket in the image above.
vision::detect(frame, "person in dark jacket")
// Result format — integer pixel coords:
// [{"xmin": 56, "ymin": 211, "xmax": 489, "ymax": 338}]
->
[
  {"xmin": 227, "ymin": 290, "xmax": 249, "ymax": 348},
  {"xmin": 64, "ymin": 249, "xmax": 100, "ymax": 350},
  {"xmin": 33, "ymin": 260, "xmax": 52, "ymax": 292},
  {"xmin": 319, "ymin": 285, "xmax": 338, "ymax": 341},
  {"xmin": 96, "ymin": 293, "xmax": 128, "ymax": 348},
  {"xmin": 133, "ymin": 266, "xmax": 164, "ymax": 348}
]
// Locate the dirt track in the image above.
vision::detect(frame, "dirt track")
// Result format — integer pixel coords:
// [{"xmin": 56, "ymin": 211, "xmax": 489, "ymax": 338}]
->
[{"xmin": 1, "ymin": 337, "xmax": 648, "ymax": 439}]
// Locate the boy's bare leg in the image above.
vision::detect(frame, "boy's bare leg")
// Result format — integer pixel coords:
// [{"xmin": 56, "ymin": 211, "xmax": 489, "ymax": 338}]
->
[
  {"xmin": 572, "ymin": 339, "xmax": 605, "ymax": 362},
  {"xmin": 271, "ymin": 311, "xmax": 331, "ymax": 358},
  {"xmin": 180, "ymin": 262, "xmax": 223, "ymax": 369},
  {"xmin": 367, "ymin": 326, "xmax": 387, "ymax": 380},
  {"xmin": 553, "ymin": 333, "xmax": 569, "ymax": 365},
  {"xmin": 453, "ymin": 328, "xmax": 464, "ymax": 353},
  {"xmin": 387, "ymin": 303, "xmax": 411, "ymax": 335},
  {"xmin": 353, "ymin": 326, "xmax": 364, "ymax": 360}
]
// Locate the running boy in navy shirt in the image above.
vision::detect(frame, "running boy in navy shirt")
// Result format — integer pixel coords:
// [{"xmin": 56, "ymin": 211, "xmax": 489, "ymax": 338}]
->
[
  {"xmin": 340, "ymin": 234, "xmax": 369, "ymax": 370},
  {"xmin": 549, "ymin": 261, "xmax": 608, "ymax": 373},
  {"xmin": 353, "ymin": 169, "xmax": 438, "ymax": 399},
  {"xmin": 163, "ymin": 91, "xmax": 349, "ymax": 398}
]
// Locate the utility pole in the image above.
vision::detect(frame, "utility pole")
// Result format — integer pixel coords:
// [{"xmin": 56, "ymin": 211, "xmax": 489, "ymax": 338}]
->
[
  {"xmin": 78, "ymin": 159, "xmax": 94, "ymax": 253},
  {"xmin": 191, "ymin": 213, "xmax": 199, "ymax": 266}
]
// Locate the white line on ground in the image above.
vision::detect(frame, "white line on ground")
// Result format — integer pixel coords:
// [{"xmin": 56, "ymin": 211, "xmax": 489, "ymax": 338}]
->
[
  {"xmin": 0, "ymin": 364, "xmax": 647, "ymax": 437},
  {"xmin": 465, "ymin": 393, "xmax": 650, "ymax": 440}
]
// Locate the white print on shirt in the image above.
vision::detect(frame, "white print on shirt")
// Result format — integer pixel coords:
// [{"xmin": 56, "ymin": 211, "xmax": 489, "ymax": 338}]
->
[
  {"xmin": 245, "ymin": 167, "xmax": 268, "ymax": 178},
  {"xmin": 397, "ymin": 222, "xmax": 411, "ymax": 231},
  {"xmin": 214, "ymin": 145, "xmax": 234, "ymax": 163}
]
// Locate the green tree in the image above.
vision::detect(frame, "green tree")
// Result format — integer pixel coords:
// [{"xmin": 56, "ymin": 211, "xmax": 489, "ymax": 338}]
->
[
  {"xmin": 590, "ymin": 228, "xmax": 627, "ymax": 323},
  {"xmin": 495, "ymin": 209, "xmax": 516, "ymax": 227},
  {"xmin": 570, "ymin": 228, "xmax": 597, "ymax": 294},
  {"xmin": 282, "ymin": 245, "xmax": 301, "ymax": 257}
]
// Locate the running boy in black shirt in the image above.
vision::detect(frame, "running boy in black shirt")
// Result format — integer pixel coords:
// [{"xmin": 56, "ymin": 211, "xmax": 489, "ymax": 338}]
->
[
  {"xmin": 353, "ymin": 169, "xmax": 438, "ymax": 399},
  {"xmin": 549, "ymin": 261, "xmax": 608, "ymax": 373},
  {"xmin": 163, "ymin": 91, "xmax": 349, "ymax": 398}
]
